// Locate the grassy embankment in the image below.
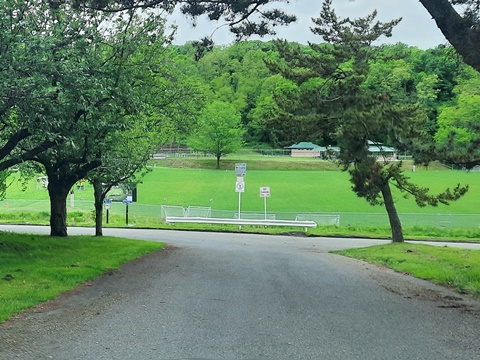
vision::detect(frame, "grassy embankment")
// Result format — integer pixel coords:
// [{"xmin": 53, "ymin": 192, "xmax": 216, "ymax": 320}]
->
[
  {"xmin": 333, "ymin": 243, "xmax": 480, "ymax": 297},
  {"xmin": 0, "ymin": 232, "xmax": 165, "ymax": 323}
]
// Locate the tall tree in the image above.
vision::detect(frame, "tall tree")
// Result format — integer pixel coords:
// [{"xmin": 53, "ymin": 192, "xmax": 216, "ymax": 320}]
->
[
  {"xmin": 268, "ymin": 0, "xmax": 468, "ymax": 242},
  {"xmin": 24, "ymin": 2, "xmax": 173, "ymax": 236},
  {"xmin": 434, "ymin": 67, "xmax": 480, "ymax": 168},
  {"xmin": 188, "ymin": 100, "xmax": 244, "ymax": 169},
  {"xmin": 88, "ymin": 60, "xmax": 204, "ymax": 236}
]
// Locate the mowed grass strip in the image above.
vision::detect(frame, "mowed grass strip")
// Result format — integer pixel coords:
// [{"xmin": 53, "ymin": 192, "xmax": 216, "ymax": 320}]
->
[
  {"xmin": 333, "ymin": 244, "xmax": 480, "ymax": 296},
  {"xmin": 0, "ymin": 232, "xmax": 165, "ymax": 323}
]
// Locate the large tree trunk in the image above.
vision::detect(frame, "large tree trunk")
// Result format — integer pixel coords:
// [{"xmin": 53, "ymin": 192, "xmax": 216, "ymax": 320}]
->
[
  {"xmin": 48, "ymin": 181, "xmax": 70, "ymax": 237},
  {"xmin": 381, "ymin": 181, "xmax": 404, "ymax": 243},
  {"xmin": 93, "ymin": 179, "xmax": 104, "ymax": 237},
  {"xmin": 419, "ymin": 0, "xmax": 480, "ymax": 72},
  {"xmin": 216, "ymin": 154, "xmax": 221, "ymax": 169}
]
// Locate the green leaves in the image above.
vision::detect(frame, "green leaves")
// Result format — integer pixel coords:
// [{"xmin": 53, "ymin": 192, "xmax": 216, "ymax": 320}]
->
[
  {"xmin": 435, "ymin": 69, "xmax": 480, "ymax": 167},
  {"xmin": 188, "ymin": 101, "xmax": 245, "ymax": 168}
]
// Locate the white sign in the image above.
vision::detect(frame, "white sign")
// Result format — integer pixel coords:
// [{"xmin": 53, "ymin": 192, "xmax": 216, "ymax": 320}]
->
[
  {"xmin": 260, "ymin": 186, "xmax": 270, "ymax": 197},
  {"xmin": 104, "ymin": 203, "xmax": 111, "ymax": 210},
  {"xmin": 235, "ymin": 181, "xmax": 245, "ymax": 193},
  {"xmin": 235, "ymin": 163, "xmax": 247, "ymax": 177}
]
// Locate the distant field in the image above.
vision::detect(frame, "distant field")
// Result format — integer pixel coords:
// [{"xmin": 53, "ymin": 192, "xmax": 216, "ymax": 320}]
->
[
  {"xmin": 138, "ymin": 165, "xmax": 480, "ymax": 214},
  {"xmin": 2, "ymin": 159, "xmax": 479, "ymax": 216}
]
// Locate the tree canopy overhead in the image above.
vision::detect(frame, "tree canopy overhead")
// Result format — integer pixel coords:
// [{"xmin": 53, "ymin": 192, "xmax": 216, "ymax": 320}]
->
[{"xmin": 74, "ymin": 0, "xmax": 296, "ymax": 40}]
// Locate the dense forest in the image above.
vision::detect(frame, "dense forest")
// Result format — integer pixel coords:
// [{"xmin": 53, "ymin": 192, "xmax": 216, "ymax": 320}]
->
[{"xmin": 167, "ymin": 40, "xmax": 476, "ymax": 152}]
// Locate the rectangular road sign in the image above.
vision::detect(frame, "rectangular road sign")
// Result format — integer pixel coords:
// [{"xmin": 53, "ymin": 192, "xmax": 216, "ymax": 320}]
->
[
  {"xmin": 235, "ymin": 163, "xmax": 247, "ymax": 177},
  {"xmin": 235, "ymin": 181, "xmax": 245, "ymax": 193},
  {"xmin": 260, "ymin": 186, "xmax": 270, "ymax": 197}
]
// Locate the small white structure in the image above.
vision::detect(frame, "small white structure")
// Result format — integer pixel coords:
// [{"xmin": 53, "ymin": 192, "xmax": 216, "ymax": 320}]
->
[
  {"xmin": 285, "ymin": 142, "xmax": 326, "ymax": 158},
  {"xmin": 285, "ymin": 140, "xmax": 397, "ymax": 161}
]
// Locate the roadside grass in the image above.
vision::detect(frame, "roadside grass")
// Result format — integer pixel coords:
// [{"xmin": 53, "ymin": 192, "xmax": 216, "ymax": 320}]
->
[
  {"xmin": 0, "ymin": 232, "xmax": 165, "ymax": 323},
  {"xmin": 332, "ymin": 243, "xmax": 480, "ymax": 297}
]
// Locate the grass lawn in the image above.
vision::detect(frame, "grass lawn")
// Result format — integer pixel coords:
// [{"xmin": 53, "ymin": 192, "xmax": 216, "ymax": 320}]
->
[
  {"xmin": 0, "ymin": 157, "xmax": 479, "ymax": 241},
  {"xmin": 0, "ymin": 232, "xmax": 165, "ymax": 323},
  {"xmin": 139, "ymin": 165, "xmax": 480, "ymax": 214},
  {"xmin": 4, "ymin": 157, "xmax": 479, "ymax": 215},
  {"xmin": 332, "ymin": 243, "xmax": 480, "ymax": 297}
]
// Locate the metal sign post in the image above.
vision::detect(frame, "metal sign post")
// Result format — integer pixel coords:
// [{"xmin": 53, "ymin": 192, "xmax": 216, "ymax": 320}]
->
[
  {"xmin": 234, "ymin": 164, "xmax": 247, "ymax": 222},
  {"xmin": 122, "ymin": 199, "xmax": 132, "ymax": 225},
  {"xmin": 104, "ymin": 199, "xmax": 112, "ymax": 224},
  {"xmin": 235, "ymin": 178, "xmax": 245, "ymax": 219},
  {"xmin": 260, "ymin": 186, "xmax": 271, "ymax": 220}
]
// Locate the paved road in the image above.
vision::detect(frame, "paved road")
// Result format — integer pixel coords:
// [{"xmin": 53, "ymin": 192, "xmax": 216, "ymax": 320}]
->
[{"xmin": 1, "ymin": 226, "xmax": 479, "ymax": 360}]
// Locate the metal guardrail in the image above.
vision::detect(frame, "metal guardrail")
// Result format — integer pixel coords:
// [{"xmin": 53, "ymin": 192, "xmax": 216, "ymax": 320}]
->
[{"xmin": 165, "ymin": 216, "xmax": 317, "ymax": 232}]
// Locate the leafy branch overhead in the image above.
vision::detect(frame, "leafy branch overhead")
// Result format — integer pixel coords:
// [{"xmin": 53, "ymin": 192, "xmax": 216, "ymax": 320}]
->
[{"xmin": 73, "ymin": 0, "xmax": 296, "ymax": 40}]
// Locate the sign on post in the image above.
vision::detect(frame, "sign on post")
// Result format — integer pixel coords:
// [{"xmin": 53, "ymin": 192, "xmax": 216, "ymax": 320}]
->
[
  {"xmin": 235, "ymin": 163, "xmax": 247, "ymax": 177},
  {"xmin": 260, "ymin": 186, "xmax": 270, "ymax": 220},
  {"xmin": 260, "ymin": 186, "xmax": 270, "ymax": 198},
  {"xmin": 104, "ymin": 199, "xmax": 112, "ymax": 224},
  {"xmin": 235, "ymin": 163, "xmax": 246, "ymax": 223}
]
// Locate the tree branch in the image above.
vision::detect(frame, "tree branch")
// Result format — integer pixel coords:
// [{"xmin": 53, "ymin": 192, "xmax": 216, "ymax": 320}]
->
[{"xmin": 419, "ymin": 0, "xmax": 480, "ymax": 71}]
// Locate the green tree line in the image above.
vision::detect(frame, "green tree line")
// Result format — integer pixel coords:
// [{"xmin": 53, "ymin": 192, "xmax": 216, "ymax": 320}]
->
[{"xmin": 168, "ymin": 39, "xmax": 475, "ymax": 153}]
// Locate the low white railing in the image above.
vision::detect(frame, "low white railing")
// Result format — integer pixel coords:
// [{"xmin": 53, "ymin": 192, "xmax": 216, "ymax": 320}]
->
[{"xmin": 165, "ymin": 216, "xmax": 317, "ymax": 232}]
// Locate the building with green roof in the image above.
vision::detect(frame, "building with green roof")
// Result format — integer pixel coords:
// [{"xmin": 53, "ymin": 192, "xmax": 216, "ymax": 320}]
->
[
  {"xmin": 284, "ymin": 142, "xmax": 327, "ymax": 158},
  {"xmin": 285, "ymin": 141, "xmax": 397, "ymax": 160}
]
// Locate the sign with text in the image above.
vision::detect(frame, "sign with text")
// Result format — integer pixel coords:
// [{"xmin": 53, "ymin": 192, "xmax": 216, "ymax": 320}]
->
[
  {"xmin": 235, "ymin": 163, "xmax": 247, "ymax": 177},
  {"xmin": 260, "ymin": 186, "xmax": 270, "ymax": 197}
]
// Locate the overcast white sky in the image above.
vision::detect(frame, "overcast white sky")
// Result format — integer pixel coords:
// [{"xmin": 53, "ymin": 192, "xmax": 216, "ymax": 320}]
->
[{"xmin": 169, "ymin": 0, "xmax": 448, "ymax": 49}]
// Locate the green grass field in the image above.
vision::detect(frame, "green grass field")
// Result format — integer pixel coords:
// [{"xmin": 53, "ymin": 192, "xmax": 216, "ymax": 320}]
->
[
  {"xmin": 1, "ymin": 157, "xmax": 479, "ymax": 238},
  {"xmin": 5, "ymin": 157, "xmax": 478, "ymax": 214},
  {"xmin": 138, "ymin": 164, "xmax": 480, "ymax": 214},
  {"xmin": 0, "ymin": 232, "xmax": 165, "ymax": 323}
]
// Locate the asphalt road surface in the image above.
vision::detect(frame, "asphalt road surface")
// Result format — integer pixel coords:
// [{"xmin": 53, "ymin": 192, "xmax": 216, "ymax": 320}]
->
[{"xmin": 1, "ymin": 225, "xmax": 479, "ymax": 360}]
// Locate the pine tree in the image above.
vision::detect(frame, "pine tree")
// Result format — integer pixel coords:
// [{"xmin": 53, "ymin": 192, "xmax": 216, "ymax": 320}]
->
[{"xmin": 268, "ymin": 0, "xmax": 468, "ymax": 242}]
